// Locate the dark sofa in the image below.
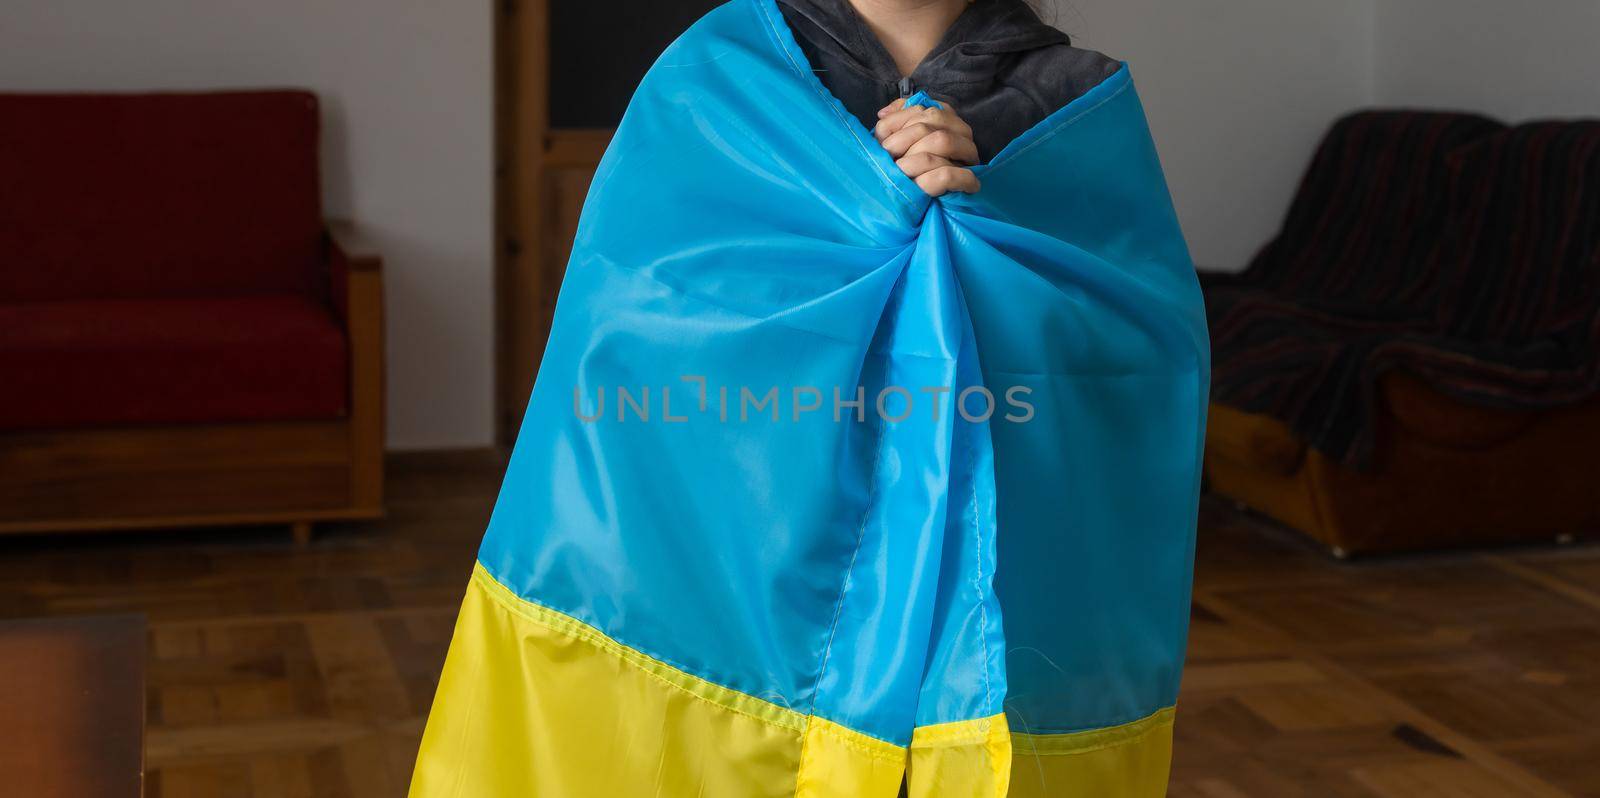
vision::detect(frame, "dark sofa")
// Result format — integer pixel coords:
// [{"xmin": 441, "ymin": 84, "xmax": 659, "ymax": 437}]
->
[{"xmin": 1203, "ymin": 110, "xmax": 1600, "ymax": 555}]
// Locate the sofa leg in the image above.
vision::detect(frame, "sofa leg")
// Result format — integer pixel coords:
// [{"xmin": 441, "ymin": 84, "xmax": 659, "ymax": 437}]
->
[{"xmin": 291, "ymin": 521, "xmax": 313, "ymax": 547}]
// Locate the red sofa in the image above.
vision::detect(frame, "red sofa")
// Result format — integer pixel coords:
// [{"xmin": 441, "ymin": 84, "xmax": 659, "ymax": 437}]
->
[{"xmin": 0, "ymin": 90, "xmax": 384, "ymax": 542}]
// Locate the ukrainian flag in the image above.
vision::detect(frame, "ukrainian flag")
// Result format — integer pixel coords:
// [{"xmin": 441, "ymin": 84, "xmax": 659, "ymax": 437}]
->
[{"xmin": 411, "ymin": 1, "xmax": 1206, "ymax": 794}]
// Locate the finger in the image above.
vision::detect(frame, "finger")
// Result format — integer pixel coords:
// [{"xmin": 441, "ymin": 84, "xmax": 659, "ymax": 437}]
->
[
  {"xmin": 895, "ymin": 151, "xmax": 955, "ymax": 180},
  {"xmin": 906, "ymin": 127, "xmax": 979, "ymax": 166},
  {"xmin": 877, "ymin": 98, "xmax": 905, "ymax": 118},
  {"xmin": 924, "ymin": 106, "xmax": 972, "ymax": 138},
  {"xmin": 875, "ymin": 105, "xmax": 933, "ymax": 139},
  {"xmin": 915, "ymin": 165, "xmax": 981, "ymax": 197},
  {"xmin": 875, "ymin": 103, "xmax": 951, "ymax": 139},
  {"xmin": 875, "ymin": 104, "xmax": 971, "ymax": 141},
  {"xmin": 880, "ymin": 122, "xmax": 937, "ymax": 158}
]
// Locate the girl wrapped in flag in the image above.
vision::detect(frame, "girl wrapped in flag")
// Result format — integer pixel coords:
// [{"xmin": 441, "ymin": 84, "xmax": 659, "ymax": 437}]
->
[{"xmin": 412, "ymin": 1, "xmax": 1207, "ymax": 794}]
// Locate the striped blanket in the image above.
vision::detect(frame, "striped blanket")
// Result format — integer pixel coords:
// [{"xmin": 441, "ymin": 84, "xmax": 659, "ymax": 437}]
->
[{"xmin": 1204, "ymin": 111, "xmax": 1600, "ymax": 464}]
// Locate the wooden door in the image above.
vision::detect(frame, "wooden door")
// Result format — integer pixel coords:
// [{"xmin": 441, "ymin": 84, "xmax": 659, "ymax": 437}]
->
[
  {"xmin": 495, "ymin": 0, "xmax": 613, "ymax": 444},
  {"xmin": 495, "ymin": 1, "xmax": 717, "ymax": 444},
  {"xmin": 495, "ymin": 0, "xmax": 548, "ymax": 444}
]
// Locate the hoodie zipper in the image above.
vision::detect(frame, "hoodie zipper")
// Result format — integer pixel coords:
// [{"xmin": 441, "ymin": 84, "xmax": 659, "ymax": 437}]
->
[{"xmin": 897, "ymin": 77, "xmax": 915, "ymax": 98}]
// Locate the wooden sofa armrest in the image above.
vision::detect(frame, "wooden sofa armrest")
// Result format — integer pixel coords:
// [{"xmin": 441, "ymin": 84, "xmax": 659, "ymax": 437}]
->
[
  {"xmin": 1380, "ymin": 370, "xmax": 1534, "ymax": 450},
  {"xmin": 1205, "ymin": 402, "xmax": 1307, "ymax": 475},
  {"xmin": 327, "ymin": 220, "xmax": 383, "ymax": 272},
  {"xmin": 324, "ymin": 220, "xmax": 382, "ymax": 325},
  {"xmin": 323, "ymin": 220, "xmax": 385, "ymax": 514}
]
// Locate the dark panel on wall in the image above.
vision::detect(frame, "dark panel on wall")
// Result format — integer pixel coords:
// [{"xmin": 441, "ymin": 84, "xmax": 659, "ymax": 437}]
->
[{"xmin": 550, "ymin": 0, "xmax": 727, "ymax": 128}]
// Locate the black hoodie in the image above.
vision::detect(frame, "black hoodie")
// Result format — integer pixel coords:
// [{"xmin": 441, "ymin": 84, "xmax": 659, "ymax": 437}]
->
[{"xmin": 778, "ymin": 0, "xmax": 1121, "ymax": 162}]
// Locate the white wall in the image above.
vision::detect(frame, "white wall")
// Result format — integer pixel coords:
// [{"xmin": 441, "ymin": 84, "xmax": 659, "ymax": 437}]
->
[
  {"xmin": 1051, "ymin": 0, "xmax": 1600, "ymax": 272},
  {"xmin": 1049, "ymin": 0, "xmax": 1376, "ymax": 272},
  {"xmin": 4, "ymin": 2, "xmax": 1592, "ymax": 447},
  {"xmin": 1375, "ymin": 0, "xmax": 1600, "ymax": 122},
  {"xmin": 0, "ymin": 0, "xmax": 495, "ymax": 450}
]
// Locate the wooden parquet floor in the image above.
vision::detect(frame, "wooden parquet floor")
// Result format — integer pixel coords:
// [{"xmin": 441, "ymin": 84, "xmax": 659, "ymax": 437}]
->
[{"xmin": 1, "ymin": 451, "xmax": 1596, "ymax": 797}]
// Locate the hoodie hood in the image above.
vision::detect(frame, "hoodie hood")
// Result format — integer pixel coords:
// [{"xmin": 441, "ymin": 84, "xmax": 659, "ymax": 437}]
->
[
  {"xmin": 777, "ymin": 0, "xmax": 1122, "ymax": 160},
  {"xmin": 779, "ymin": 0, "xmax": 1069, "ymax": 90}
]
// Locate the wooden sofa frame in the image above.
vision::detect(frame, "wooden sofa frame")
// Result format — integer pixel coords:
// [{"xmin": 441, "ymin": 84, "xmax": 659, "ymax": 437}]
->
[{"xmin": 0, "ymin": 223, "xmax": 384, "ymax": 545}]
